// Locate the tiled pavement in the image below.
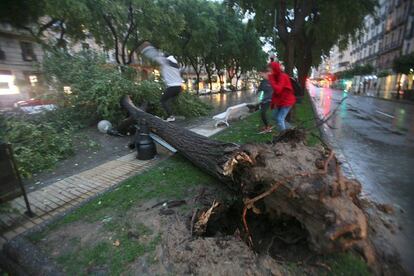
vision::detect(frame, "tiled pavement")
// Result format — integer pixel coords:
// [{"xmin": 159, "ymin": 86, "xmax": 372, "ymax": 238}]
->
[{"xmin": 0, "ymin": 124, "xmax": 224, "ymax": 247}]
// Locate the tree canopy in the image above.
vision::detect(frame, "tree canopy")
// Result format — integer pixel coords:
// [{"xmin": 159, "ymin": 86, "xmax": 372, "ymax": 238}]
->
[
  {"xmin": 0, "ymin": 0, "xmax": 184, "ymax": 64},
  {"xmin": 335, "ymin": 64, "xmax": 374, "ymax": 79},
  {"xmin": 228, "ymin": 0, "xmax": 377, "ymax": 86},
  {"xmin": 1, "ymin": 0, "xmax": 266, "ymax": 88},
  {"xmin": 393, "ymin": 53, "xmax": 414, "ymax": 74}
]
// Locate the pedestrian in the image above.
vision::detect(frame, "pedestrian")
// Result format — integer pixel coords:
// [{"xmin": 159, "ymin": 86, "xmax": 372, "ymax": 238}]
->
[
  {"xmin": 268, "ymin": 61, "xmax": 296, "ymax": 131},
  {"xmin": 139, "ymin": 41, "xmax": 183, "ymax": 122},
  {"xmin": 256, "ymin": 68, "xmax": 273, "ymax": 133}
]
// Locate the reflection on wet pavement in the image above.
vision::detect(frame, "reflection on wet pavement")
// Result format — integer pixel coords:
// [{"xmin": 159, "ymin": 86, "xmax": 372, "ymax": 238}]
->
[
  {"xmin": 308, "ymin": 84, "xmax": 414, "ymax": 273},
  {"xmin": 199, "ymin": 90, "xmax": 257, "ymax": 114},
  {"xmin": 179, "ymin": 90, "xmax": 257, "ymax": 129}
]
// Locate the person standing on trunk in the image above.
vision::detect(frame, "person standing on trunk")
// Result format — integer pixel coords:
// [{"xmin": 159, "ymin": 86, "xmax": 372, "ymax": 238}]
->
[
  {"xmin": 139, "ymin": 41, "xmax": 183, "ymax": 122},
  {"xmin": 268, "ymin": 61, "xmax": 296, "ymax": 131},
  {"xmin": 256, "ymin": 68, "xmax": 273, "ymax": 133}
]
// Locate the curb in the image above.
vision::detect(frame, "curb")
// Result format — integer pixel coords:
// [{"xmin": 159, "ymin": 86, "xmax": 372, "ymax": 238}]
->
[{"xmin": 307, "ymin": 92, "xmax": 357, "ymax": 180}]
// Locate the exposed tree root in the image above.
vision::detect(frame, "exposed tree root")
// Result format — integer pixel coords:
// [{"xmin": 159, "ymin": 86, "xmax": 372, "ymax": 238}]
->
[{"xmin": 122, "ymin": 95, "xmax": 405, "ymax": 274}]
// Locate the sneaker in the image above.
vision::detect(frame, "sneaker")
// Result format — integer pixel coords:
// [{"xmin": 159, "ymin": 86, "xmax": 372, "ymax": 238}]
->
[
  {"xmin": 165, "ymin": 116, "xmax": 176, "ymax": 122},
  {"xmin": 258, "ymin": 126, "xmax": 273, "ymax": 134}
]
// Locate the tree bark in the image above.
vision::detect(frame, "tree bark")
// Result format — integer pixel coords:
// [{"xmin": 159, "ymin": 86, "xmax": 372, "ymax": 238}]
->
[
  {"xmin": 121, "ymin": 96, "xmax": 376, "ymax": 261},
  {"xmin": 122, "ymin": 96, "xmax": 238, "ymax": 184},
  {"xmin": 204, "ymin": 64, "xmax": 214, "ymax": 91},
  {"xmin": 189, "ymin": 57, "xmax": 201, "ymax": 94},
  {"xmin": 296, "ymin": 44, "xmax": 313, "ymax": 89},
  {"xmin": 284, "ymin": 36, "xmax": 295, "ymax": 75}
]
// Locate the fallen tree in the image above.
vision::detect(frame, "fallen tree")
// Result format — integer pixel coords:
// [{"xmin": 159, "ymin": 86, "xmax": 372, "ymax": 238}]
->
[{"xmin": 121, "ymin": 95, "xmax": 394, "ymax": 272}]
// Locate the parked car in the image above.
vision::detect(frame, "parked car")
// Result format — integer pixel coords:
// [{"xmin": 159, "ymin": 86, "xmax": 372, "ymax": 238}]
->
[{"xmin": 14, "ymin": 98, "xmax": 56, "ymax": 114}]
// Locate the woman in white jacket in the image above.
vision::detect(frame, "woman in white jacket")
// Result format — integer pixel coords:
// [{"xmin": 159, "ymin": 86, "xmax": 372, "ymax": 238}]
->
[{"xmin": 139, "ymin": 41, "xmax": 183, "ymax": 122}]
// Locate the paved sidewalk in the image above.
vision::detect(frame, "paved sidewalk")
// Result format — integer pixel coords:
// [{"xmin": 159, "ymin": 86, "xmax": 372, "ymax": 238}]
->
[{"xmin": 0, "ymin": 122, "xmax": 226, "ymax": 247}]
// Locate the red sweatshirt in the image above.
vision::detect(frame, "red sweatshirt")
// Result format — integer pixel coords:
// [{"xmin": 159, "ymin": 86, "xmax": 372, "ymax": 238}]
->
[{"xmin": 268, "ymin": 62, "xmax": 296, "ymax": 108}]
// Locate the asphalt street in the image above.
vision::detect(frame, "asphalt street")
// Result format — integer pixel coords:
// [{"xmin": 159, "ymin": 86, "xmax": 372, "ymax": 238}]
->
[{"xmin": 308, "ymin": 83, "xmax": 414, "ymax": 273}]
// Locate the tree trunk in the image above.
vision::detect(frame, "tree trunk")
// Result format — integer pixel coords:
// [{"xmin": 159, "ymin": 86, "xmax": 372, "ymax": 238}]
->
[
  {"xmin": 235, "ymin": 71, "xmax": 243, "ymax": 91},
  {"xmin": 297, "ymin": 50, "xmax": 312, "ymax": 89},
  {"xmin": 227, "ymin": 68, "xmax": 235, "ymax": 90},
  {"xmin": 195, "ymin": 71, "xmax": 200, "ymax": 95},
  {"xmin": 189, "ymin": 58, "xmax": 201, "ymax": 94},
  {"xmin": 205, "ymin": 66, "xmax": 214, "ymax": 91},
  {"xmin": 121, "ymin": 96, "xmax": 376, "ymax": 261},
  {"xmin": 218, "ymin": 74, "xmax": 225, "ymax": 92},
  {"xmin": 122, "ymin": 96, "xmax": 238, "ymax": 183},
  {"xmin": 281, "ymin": 35, "xmax": 296, "ymax": 76}
]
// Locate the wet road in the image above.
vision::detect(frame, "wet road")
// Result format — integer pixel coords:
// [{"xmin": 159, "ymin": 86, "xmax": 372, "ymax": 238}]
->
[
  {"xmin": 308, "ymin": 84, "xmax": 414, "ymax": 273},
  {"xmin": 180, "ymin": 90, "xmax": 257, "ymax": 128},
  {"xmin": 198, "ymin": 90, "xmax": 257, "ymax": 114}
]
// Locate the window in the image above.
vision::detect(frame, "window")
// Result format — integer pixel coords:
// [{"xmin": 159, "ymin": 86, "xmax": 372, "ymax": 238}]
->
[
  {"xmin": 0, "ymin": 70, "xmax": 19, "ymax": 95},
  {"xmin": 20, "ymin": 42, "xmax": 37, "ymax": 61},
  {"xmin": 0, "ymin": 48, "xmax": 5, "ymax": 60},
  {"xmin": 63, "ymin": 86, "xmax": 72, "ymax": 94},
  {"xmin": 29, "ymin": 75, "xmax": 38, "ymax": 87}
]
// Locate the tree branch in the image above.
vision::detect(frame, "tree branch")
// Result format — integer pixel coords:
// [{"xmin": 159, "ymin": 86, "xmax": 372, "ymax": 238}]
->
[
  {"xmin": 103, "ymin": 14, "xmax": 121, "ymax": 64},
  {"xmin": 37, "ymin": 18, "xmax": 59, "ymax": 37},
  {"xmin": 56, "ymin": 20, "xmax": 66, "ymax": 48},
  {"xmin": 122, "ymin": 3, "xmax": 135, "ymax": 65},
  {"xmin": 127, "ymin": 39, "xmax": 145, "ymax": 64}
]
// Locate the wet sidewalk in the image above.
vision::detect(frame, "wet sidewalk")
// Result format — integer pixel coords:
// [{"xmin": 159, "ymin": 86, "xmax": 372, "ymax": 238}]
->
[{"xmin": 0, "ymin": 120, "xmax": 227, "ymax": 247}]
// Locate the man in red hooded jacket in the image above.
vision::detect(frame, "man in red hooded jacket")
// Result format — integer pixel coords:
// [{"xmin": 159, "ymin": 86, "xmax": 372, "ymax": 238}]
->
[{"xmin": 268, "ymin": 62, "xmax": 296, "ymax": 131}]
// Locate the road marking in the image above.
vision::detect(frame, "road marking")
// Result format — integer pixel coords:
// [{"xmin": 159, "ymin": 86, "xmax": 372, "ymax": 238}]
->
[{"xmin": 376, "ymin": 110, "xmax": 394, "ymax": 119}]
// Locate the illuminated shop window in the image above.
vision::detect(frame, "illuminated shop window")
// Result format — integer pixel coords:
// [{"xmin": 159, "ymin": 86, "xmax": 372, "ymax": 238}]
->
[
  {"xmin": 63, "ymin": 86, "xmax": 72, "ymax": 94},
  {"xmin": 29, "ymin": 75, "xmax": 38, "ymax": 87},
  {"xmin": 0, "ymin": 72, "xmax": 19, "ymax": 95}
]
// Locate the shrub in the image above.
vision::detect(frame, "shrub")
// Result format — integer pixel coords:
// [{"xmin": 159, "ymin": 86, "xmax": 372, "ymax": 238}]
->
[
  {"xmin": 0, "ymin": 50, "xmax": 212, "ymax": 178},
  {"xmin": 173, "ymin": 92, "xmax": 211, "ymax": 117},
  {"xmin": 0, "ymin": 113, "xmax": 74, "ymax": 178},
  {"xmin": 132, "ymin": 80, "xmax": 212, "ymax": 118}
]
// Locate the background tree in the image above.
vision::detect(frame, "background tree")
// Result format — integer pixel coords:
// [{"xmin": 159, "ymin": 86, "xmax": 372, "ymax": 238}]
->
[
  {"xmin": 294, "ymin": 0, "xmax": 377, "ymax": 87},
  {"xmin": 228, "ymin": 0, "xmax": 315, "ymax": 75},
  {"xmin": 82, "ymin": 0, "xmax": 184, "ymax": 66},
  {"xmin": 211, "ymin": 6, "xmax": 243, "ymax": 91},
  {"xmin": 1, "ymin": 0, "xmax": 184, "ymax": 65},
  {"xmin": 235, "ymin": 22, "xmax": 267, "ymax": 88},
  {"xmin": 166, "ymin": 0, "xmax": 218, "ymax": 93},
  {"xmin": 0, "ymin": 0, "xmax": 88, "ymax": 47},
  {"xmin": 228, "ymin": 0, "xmax": 377, "ymax": 86}
]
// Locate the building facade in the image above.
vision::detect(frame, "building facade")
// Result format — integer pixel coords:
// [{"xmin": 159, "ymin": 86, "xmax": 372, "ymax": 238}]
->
[
  {"xmin": 0, "ymin": 23, "xmax": 45, "ymax": 106},
  {"xmin": 317, "ymin": 0, "xmax": 414, "ymax": 99},
  {"xmin": 378, "ymin": 0, "xmax": 412, "ymax": 70}
]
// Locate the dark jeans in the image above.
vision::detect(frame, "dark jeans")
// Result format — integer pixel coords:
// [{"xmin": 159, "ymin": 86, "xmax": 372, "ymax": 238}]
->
[
  {"xmin": 260, "ymin": 102, "xmax": 270, "ymax": 126},
  {"xmin": 161, "ymin": 86, "xmax": 181, "ymax": 117}
]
